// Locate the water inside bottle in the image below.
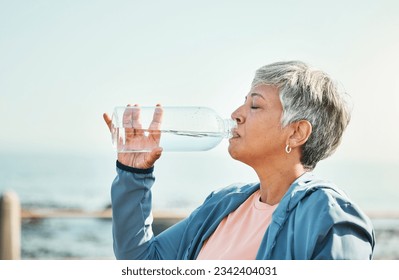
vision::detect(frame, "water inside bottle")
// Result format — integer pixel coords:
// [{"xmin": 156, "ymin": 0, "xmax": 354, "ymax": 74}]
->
[{"xmin": 113, "ymin": 127, "xmax": 224, "ymax": 152}]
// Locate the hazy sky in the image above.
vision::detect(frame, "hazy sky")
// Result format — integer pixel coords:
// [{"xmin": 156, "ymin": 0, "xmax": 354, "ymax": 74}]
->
[{"xmin": 1, "ymin": 0, "xmax": 398, "ymax": 162}]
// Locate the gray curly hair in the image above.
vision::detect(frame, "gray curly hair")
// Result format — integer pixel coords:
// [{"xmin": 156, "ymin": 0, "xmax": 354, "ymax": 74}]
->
[{"xmin": 252, "ymin": 61, "xmax": 352, "ymax": 169}]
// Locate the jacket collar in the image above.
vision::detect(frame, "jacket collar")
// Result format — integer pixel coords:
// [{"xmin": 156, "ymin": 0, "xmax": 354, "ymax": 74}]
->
[{"xmin": 271, "ymin": 172, "xmax": 347, "ymax": 224}]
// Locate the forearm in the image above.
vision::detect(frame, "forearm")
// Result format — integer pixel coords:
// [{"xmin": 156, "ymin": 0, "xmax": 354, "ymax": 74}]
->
[{"xmin": 111, "ymin": 161, "xmax": 155, "ymax": 259}]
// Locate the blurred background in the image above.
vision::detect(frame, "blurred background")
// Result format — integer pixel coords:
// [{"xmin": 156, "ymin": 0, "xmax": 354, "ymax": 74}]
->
[{"xmin": 1, "ymin": 0, "xmax": 398, "ymax": 259}]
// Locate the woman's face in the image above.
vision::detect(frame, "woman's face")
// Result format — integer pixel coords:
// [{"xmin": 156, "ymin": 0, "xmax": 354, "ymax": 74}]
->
[{"xmin": 228, "ymin": 84, "xmax": 290, "ymax": 167}]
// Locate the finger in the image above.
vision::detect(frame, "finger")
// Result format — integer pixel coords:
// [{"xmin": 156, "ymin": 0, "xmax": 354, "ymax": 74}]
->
[
  {"xmin": 122, "ymin": 104, "xmax": 136, "ymax": 139},
  {"xmin": 148, "ymin": 104, "xmax": 163, "ymax": 143},
  {"xmin": 103, "ymin": 113, "xmax": 112, "ymax": 132},
  {"xmin": 131, "ymin": 104, "xmax": 144, "ymax": 136}
]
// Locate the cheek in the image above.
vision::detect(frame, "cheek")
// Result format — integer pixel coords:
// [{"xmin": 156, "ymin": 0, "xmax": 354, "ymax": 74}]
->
[
  {"xmin": 246, "ymin": 121, "xmax": 270, "ymax": 142},
  {"xmin": 248, "ymin": 122, "xmax": 284, "ymax": 150}
]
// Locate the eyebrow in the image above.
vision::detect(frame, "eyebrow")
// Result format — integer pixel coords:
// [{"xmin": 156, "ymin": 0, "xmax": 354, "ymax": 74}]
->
[{"xmin": 245, "ymin": 92, "xmax": 265, "ymax": 100}]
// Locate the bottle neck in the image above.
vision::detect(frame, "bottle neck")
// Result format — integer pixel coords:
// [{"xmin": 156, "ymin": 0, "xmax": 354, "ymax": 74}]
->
[{"xmin": 222, "ymin": 119, "xmax": 237, "ymax": 138}]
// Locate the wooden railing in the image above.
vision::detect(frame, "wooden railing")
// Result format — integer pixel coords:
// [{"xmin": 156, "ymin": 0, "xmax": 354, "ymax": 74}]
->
[
  {"xmin": 0, "ymin": 191, "xmax": 21, "ymax": 260},
  {"xmin": 0, "ymin": 191, "xmax": 187, "ymax": 260}
]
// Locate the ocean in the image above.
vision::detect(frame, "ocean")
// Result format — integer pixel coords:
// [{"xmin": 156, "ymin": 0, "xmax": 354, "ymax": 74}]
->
[{"xmin": 1, "ymin": 150, "xmax": 398, "ymax": 259}]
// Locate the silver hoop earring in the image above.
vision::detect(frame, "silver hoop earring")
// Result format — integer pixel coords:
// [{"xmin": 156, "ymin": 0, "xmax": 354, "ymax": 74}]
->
[{"xmin": 285, "ymin": 144, "xmax": 292, "ymax": 154}]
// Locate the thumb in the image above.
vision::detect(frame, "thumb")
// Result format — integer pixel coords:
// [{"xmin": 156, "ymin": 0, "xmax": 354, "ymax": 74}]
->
[{"xmin": 146, "ymin": 147, "xmax": 163, "ymax": 167}]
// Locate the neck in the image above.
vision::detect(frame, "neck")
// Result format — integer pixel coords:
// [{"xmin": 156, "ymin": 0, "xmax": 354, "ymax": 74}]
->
[{"xmin": 254, "ymin": 161, "xmax": 308, "ymax": 205}]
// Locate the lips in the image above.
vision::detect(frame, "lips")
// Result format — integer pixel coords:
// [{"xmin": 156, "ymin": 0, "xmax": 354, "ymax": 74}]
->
[{"xmin": 231, "ymin": 129, "xmax": 240, "ymax": 139}]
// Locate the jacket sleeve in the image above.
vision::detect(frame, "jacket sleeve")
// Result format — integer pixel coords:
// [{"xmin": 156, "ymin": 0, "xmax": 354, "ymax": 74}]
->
[
  {"xmin": 295, "ymin": 188, "xmax": 375, "ymax": 260},
  {"xmin": 111, "ymin": 161, "xmax": 188, "ymax": 260},
  {"xmin": 311, "ymin": 219, "xmax": 375, "ymax": 260}
]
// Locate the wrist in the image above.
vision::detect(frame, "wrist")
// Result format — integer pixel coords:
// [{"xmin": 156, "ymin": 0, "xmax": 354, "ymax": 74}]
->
[{"xmin": 116, "ymin": 160, "xmax": 154, "ymax": 174}]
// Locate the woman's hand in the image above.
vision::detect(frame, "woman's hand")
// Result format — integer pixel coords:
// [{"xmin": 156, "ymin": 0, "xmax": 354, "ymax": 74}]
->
[{"xmin": 103, "ymin": 104, "xmax": 163, "ymax": 169}]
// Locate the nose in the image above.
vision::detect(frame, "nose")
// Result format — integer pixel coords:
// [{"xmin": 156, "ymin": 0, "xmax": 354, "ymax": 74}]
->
[{"xmin": 231, "ymin": 105, "xmax": 244, "ymax": 124}]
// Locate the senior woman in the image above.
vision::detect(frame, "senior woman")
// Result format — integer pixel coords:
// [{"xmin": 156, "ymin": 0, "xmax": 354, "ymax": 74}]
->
[{"xmin": 103, "ymin": 61, "xmax": 375, "ymax": 260}]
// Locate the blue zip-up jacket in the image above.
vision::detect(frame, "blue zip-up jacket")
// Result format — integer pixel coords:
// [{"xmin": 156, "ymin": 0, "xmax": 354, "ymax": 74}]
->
[{"xmin": 111, "ymin": 161, "xmax": 375, "ymax": 260}]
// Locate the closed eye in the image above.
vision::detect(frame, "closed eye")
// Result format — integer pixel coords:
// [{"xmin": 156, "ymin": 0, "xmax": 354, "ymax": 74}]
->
[{"xmin": 245, "ymin": 92, "xmax": 264, "ymax": 110}]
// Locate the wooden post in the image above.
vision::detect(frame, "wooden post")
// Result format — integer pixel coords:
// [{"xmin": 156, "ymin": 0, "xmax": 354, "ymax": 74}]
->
[{"xmin": 0, "ymin": 191, "xmax": 21, "ymax": 260}]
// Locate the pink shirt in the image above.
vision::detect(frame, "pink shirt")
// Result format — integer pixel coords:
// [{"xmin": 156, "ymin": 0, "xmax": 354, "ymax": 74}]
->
[{"xmin": 197, "ymin": 190, "xmax": 278, "ymax": 260}]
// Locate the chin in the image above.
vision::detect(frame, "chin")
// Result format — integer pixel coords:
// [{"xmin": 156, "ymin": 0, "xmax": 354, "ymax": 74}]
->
[{"xmin": 227, "ymin": 145, "xmax": 240, "ymax": 161}]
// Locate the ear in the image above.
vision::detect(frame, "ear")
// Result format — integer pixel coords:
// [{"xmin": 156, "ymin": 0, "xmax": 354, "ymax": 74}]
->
[{"xmin": 287, "ymin": 120, "xmax": 312, "ymax": 148}]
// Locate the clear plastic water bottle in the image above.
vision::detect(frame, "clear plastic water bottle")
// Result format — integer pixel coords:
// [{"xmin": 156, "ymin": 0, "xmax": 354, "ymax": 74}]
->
[{"xmin": 111, "ymin": 106, "xmax": 237, "ymax": 152}]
